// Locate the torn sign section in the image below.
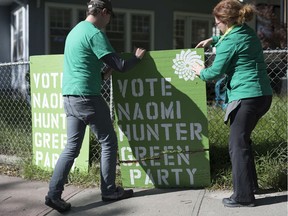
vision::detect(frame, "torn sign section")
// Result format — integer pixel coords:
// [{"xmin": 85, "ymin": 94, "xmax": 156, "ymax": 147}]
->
[
  {"xmin": 119, "ymin": 145, "xmax": 209, "ymax": 187},
  {"xmin": 120, "ymin": 145, "xmax": 193, "ymax": 167},
  {"xmin": 120, "ymin": 150, "xmax": 210, "ymax": 188}
]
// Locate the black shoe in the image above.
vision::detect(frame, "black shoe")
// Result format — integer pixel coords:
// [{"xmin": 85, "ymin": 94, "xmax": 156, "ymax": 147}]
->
[
  {"xmin": 222, "ymin": 197, "xmax": 255, "ymax": 207},
  {"xmin": 45, "ymin": 196, "xmax": 71, "ymax": 213},
  {"xmin": 102, "ymin": 186, "xmax": 134, "ymax": 202}
]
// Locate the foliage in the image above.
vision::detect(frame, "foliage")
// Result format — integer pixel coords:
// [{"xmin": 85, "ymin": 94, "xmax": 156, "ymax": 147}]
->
[
  {"xmin": 256, "ymin": 3, "xmax": 287, "ymax": 49},
  {"xmin": 256, "ymin": 142, "xmax": 287, "ymax": 191}
]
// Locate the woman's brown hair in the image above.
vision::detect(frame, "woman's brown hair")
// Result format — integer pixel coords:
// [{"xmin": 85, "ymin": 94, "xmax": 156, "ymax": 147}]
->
[{"xmin": 213, "ymin": 0, "xmax": 256, "ymax": 25}]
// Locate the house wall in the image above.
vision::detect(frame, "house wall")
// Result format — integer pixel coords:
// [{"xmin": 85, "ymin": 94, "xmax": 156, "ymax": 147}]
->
[
  {"xmin": 0, "ymin": 0, "xmax": 283, "ymax": 62},
  {"xmin": 0, "ymin": 6, "xmax": 11, "ymax": 62},
  {"xmin": 111, "ymin": 0, "xmax": 217, "ymax": 50},
  {"xmin": 26, "ymin": 0, "xmax": 283, "ymax": 56},
  {"xmin": 28, "ymin": 0, "xmax": 217, "ymax": 55}
]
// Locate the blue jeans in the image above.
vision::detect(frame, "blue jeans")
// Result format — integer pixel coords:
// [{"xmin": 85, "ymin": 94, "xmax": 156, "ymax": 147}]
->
[{"xmin": 47, "ymin": 95, "xmax": 118, "ymax": 199}]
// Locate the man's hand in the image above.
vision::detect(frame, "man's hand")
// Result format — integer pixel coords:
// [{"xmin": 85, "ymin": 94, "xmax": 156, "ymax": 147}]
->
[
  {"xmin": 134, "ymin": 48, "xmax": 146, "ymax": 59},
  {"xmin": 102, "ymin": 67, "xmax": 113, "ymax": 79}
]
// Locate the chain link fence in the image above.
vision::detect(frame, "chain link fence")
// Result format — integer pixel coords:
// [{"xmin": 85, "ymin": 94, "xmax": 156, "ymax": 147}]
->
[
  {"xmin": 0, "ymin": 49, "xmax": 287, "ymax": 173},
  {"xmin": 0, "ymin": 62, "xmax": 31, "ymax": 164}
]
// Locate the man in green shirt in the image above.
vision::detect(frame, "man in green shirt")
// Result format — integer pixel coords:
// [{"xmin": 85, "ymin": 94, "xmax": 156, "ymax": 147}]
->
[{"xmin": 45, "ymin": 0, "xmax": 145, "ymax": 212}]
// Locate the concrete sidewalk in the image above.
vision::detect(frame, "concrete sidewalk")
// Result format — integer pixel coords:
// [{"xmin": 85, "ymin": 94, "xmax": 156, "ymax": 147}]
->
[{"xmin": 0, "ymin": 175, "xmax": 287, "ymax": 216}]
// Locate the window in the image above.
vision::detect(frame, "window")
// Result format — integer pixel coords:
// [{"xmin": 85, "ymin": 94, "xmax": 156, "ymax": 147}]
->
[
  {"xmin": 106, "ymin": 10, "xmax": 154, "ymax": 52},
  {"xmin": 173, "ymin": 13, "xmax": 216, "ymax": 49},
  {"xmin": 10, "ymin": 6, "xmax": 30, "ymax": 101},
  {"xmin": 106, "ymin": 13, "xmax": 126, "ymax": 52},
  {"xmin": 49, "ymin": 7, "xmax": 72, "ymax": 54},
  {"xmin": 131, "ymin": 14, "xmax": 151, "ymax": 50},
  {"xmin": 11, "ymin": 6, "xmax": 28, "ymax": 61},
  {"xmin": 45, "ymin": 3, "xmax": 86, "ymax": 54},
  {"xmin": 46, "ymin": 5, "xmax": 154, "ymax": 54},
  {"xmin": 174, "ymin": 19, "xmax": 185, "ymax": 49}
]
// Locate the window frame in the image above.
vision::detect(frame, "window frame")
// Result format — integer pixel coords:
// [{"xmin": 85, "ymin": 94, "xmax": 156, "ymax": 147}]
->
[
  {"xmin": 10, "ymin": 5, "xmax": 29, "ymax": 62},
  {"xmin": 173, "ymin": 12, "xmax": 216, "ymax": 49},
  {"xmin": 45, "ymin": 2, "xmax": 86, "ymax": 54},
  {"xmin": 45, "ymin": 4, "xmax": 155, "ymax": 54},
  {"xmin": 106, "ymin": 9, "xmax": 155, "ymax": 52}
]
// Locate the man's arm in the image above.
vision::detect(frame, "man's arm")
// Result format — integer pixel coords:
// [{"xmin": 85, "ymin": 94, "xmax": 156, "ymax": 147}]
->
[{"xmin": 101, "ymin": 53, "xmax": 140, "ymax": 73}]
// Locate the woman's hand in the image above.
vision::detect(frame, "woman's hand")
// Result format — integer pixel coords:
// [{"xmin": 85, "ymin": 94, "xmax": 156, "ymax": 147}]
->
[
  {"xmin": 195, "ymin": 38, "xmax": 213, "ymax": 48},
  {"xmin": 191, "ymin": 62, "xmax": 205, "ymax": 77}
]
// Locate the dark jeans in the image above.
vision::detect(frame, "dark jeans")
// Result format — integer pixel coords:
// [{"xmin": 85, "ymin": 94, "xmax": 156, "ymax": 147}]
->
[
  {"xmin": 228, "ymin": 95, "xmax": 272, "ymax": 202},
  {"xmin": 47, "ymin": 95, "xmax": 118, "ymax": 199}
]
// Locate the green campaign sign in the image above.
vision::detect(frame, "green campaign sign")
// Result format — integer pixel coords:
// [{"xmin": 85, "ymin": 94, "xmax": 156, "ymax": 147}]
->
[
  {"xmin": 30, "ymin": 55, "xmax": 89, "ymax": 171},
  {"xmin": 113, "ymin": 49, "xmax": 210, "ymax": 188}
]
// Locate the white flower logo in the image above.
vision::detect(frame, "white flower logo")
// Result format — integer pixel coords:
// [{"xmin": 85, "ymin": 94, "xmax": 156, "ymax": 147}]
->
[{"xmin": 172, "ymin": 49, "xmax": 203, "ymax": 81}]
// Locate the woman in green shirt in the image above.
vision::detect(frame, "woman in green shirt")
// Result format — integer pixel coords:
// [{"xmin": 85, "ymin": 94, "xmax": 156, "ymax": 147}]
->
[{"xmin": 192, "ymin": 0, "xmax": 272, "ymax": 208}]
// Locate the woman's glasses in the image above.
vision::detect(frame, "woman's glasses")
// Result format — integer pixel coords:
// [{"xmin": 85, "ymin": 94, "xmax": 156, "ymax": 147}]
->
[{"xmin": 214, "ymin": 21, "xmax": 221, "ymax": 26}]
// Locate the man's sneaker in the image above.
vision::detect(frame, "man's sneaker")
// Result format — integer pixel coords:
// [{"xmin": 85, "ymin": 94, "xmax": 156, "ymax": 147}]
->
[
  {"xmin": 102, "ymin": 186, "xmax": 134, "ymax": 202},
  {"xmin": 45, "ymin": 196, "xmax": 71, "ymax": 213}
]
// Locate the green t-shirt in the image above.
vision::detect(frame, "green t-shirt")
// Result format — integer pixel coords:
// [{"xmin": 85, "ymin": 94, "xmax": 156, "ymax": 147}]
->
[{"xmin": 62, "ymin": 21, "xmax": 115, "ymax": 96}]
